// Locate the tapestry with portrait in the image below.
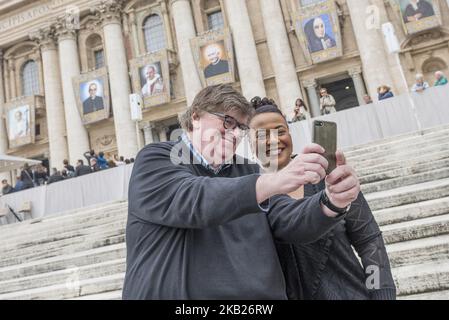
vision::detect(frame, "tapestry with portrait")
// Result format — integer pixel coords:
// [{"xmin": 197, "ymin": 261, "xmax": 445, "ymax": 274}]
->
[
  {"xmin": 4, "ymin": 96, "xmax": 36, "ymax": 148},
  {"xmin": 129, "ymin": 50, "xmax": 170, "ymax": 110},
  {"xmin": 294, "ymin": 0, "xmax": 343, "ymax": 64},
  {"xmin": 191, "ymin": 28, "xmax": 236, "ymax": 87},
  {"xmin": 390, "ymin": 0, "xmax": 442, "ymax": 35},
  {"xmin": 73, "ymin": 68, "xmax": 111, "ymax": 125}
]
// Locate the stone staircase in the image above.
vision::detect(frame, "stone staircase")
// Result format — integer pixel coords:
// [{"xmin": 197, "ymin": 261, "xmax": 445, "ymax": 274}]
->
[{"xmin": 0, "ymin": 124, "xmax": 449, "ymax": 299}]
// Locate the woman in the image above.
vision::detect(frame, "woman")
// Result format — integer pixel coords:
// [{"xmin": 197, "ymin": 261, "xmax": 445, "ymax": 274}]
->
[
  {"xmin": 249, "ymin": 96, "xmax": 396, "ymax": 300},
  {"xmin": 304, "ymin": 16, "xmax": 336, "ymax": 53},
  {"xmin": 378, "ymin": 85, "xmax": 394, "ymax": 101},
  {"xmin": 291, "ymin": 98, "xmax": 308, "ymax": 123}
]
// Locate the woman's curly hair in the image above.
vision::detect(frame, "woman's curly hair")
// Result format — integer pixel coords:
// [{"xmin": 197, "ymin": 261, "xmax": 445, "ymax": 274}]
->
[{"xmin": 250, "ymin": 96, "xmax": 284, "ymax": 117}]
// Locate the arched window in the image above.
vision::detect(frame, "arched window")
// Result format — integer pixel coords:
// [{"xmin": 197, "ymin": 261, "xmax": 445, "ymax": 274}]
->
[
  {"xmin": 21, "ymin": 60, "xmax": 39, "ymax": 96},
  {"xmin": 143, "ymin": 14, "xmax": 166, "ymax": 53}
]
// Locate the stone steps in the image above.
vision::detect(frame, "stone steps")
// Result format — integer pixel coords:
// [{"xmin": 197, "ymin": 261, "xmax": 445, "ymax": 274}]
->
[
  {"xmin": 350, "ymin": 143, "xmax": 449, "ymax": 172},
  {"xmin": 381, "ymin": 214, "xmax": 449, "ymax": 245},
  {"xmin": 0, "ymin": 233, "xmax": 125, "ymax": 268},
  {"xmin": 364, "ymin": 177, "xmax": 449, "ymax": 211},
  {"xmin": 373, "ymin": 196, "xmax": 449, "ymax": 226},
  {"xmin": 361, "ymin": 167, "xmax": 449, "ymax": 194},
  {"xmin": 0, "ymin": 258, "xmax": 125, "ymax": 295},
  {"xmin": 359, "ymin": 157, "xmax": 449, "ymax": 185},
  {"xmin": 343, "ymin": 124, "xmax": 449, "ymax": 154},
  {"xmin": 347, "ymin": 130, "xmax": 449, "ymax": 163},
  {"xmin": 398, "ymin": 290, "xmax": 449, "ymax": 300},
  {"xmin": 0, "ymin": 215, "xmax": 126, "ymax": 255},
  {"xmin": 355, "ymin": 149, "xmax": 449, "ymax": 178},
  {"xmin": 0, "ymin": 273, "xmax": 125, "ymax": 300},
  {"xmin": 69, "ymin": 290, "xmax": 123, "ymax": 300},
  {"xmin": 0, "ymin": 202, "xmax": 127, "ymax": 241},
  {"xmin": 387, "ymin": 234, "xmax": 449, "ymax": 268},
  {"xmin": 0, "ymin": 243, "xmax": 125, "ymax": 282},
  {"xmin": 393, "ymin": 261, "xmax": 449, "ymax": 296}
]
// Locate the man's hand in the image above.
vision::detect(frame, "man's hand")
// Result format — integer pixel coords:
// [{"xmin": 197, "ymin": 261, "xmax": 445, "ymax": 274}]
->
[
  {"xmin": 324, "ymin": 150, "xmax": 360, "ymax": 210},
  {"xmin": 256, "ymin": 144, "xmax": 328, "ymax": 203}
]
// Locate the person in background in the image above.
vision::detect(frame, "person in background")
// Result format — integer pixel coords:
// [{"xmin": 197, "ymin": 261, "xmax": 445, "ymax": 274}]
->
[
  {"xmin": 14, "ymin": 176, "xmax": 24, "ymax": 192},
  {"xmin": 107, "ymin": 160, "xmax": 117, "ymax": 168},
  {"xmin": 97, "ymin": 152, "xmax": 109, "ymax": 170},
  {"xmin": 291, "ymin": 98, "xmax": 308, "ymax": 123},
  {"xmin": 319, "ymin": 88, "xmax": 337, "ymax": 115},
  {"xmin": 411, "ymin": 73, "xmax": 429, "ymax": 93},
  {"xmin": 125, "ymin": 159, "xmax": 131, "ymax": 165},
  {"xmin": 434, "ymin": 71, "xmax": 448, "ymax": 87},
  {"xmin": 378, "ymin": 85, "xmax": 394, "ymax": 101},
  {"xmin": 20, "ymin": 163, "xmax": 35, "ymax": 189},
  {"xmin": 63, "ymin": 159, "xmax": 75, "ymax": 176},
  {"xmin": 130, "ymin": 158, "xmax": 135, "ymax": 163},
  {"xmin": 48, "ymin": 168, "xmax": 65, "ymax": 184},
  {"xmin": 363, "ymin": 94, "xmax": 373, "ymax": 104},
  {"xmin": 90, "ymin": 158, "xmax": 100, "ymax": 172},
  {"xmin": 33, "ymin": 164, "xmax": 48, "ymax": 186},
  {"xmin": 1, "ymin": 179, "xmax": 14, "ymax": 195},
  {"xmin": 83, "ymin": 149, "xmax": 97, "ymax": 165},
  {"xmin": 75, "ymin": 159, "xmax": 92, "ymax": 177},
  {"xmin": 113, "ymin": 155, "xmax": 125, "ymax": 166}
]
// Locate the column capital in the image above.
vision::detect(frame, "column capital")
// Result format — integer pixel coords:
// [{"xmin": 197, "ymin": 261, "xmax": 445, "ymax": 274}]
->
[
  {"xmin": 348, "ymin": 66, "xmax": 363, "ymax": 77},
  {"xmin": 303, "ymin": 79, "xmax": 317, "ymax": 88},
  {"xmin": 94, "ymin": 0, "xmax": 125, "ymax": 27},
  {"xmin": 169, "ymin": 0, "xmax": 190, "ymax": 7},
  {"xmin": 54, "ymin": 16, "xmax": 78, "ymax": 42},
  {"xmin": 30, "ymin": 27, "xmax": 57, "ymax": 51}
]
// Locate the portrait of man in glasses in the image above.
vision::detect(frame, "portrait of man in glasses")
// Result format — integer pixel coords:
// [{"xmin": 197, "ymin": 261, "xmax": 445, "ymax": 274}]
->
[{"xmin": 82, "ymin": 81, "xmax": 105, "ymax": 115}]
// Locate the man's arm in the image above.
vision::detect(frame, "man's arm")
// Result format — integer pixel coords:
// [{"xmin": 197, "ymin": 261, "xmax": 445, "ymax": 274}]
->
[
  {"xmin": 129, "ymin": 143, "xmax": 267, "ymax": 229},
  {"xmin": 268, "ymin": 192, "xmax": 346, "ymax": 244}
]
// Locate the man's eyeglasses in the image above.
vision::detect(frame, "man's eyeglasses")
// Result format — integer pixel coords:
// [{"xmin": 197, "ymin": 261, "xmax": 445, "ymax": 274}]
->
[{"xmin": 209, "ymin": 112, "xmax": 250, "ymax": 134}]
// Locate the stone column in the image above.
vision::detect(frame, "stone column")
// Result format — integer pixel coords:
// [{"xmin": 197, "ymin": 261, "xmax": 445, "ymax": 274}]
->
[
  {"xmin": 161, "ymin": 1, "xmax": 174, "ymax": 50},
  {"xmin": 170, "ymin": 0, "xmax": 202, "ymax": 106},
  {"xmin": 0, "ymin": 51, "xmax": 10, "ymax": 182},
  {"xmin": 31, "ymin": 29, "xmax": 69, "ymax": 170},
  {"xmin": 304, "ymin": 79, "xmax": 320, "ymax": 118},
  {"xmin": 349, "ymin": 66, "xmax": 367, "ymax": 106},
  {"xmin": 347, "ymin": 0, "xmax": 398, "ymax": 99},
  {"xmin": 8, "ymin": 59, "xmax": 16, "ymax": 98},
  {"xmin": 96, "ymin": 1, "xmax": 139, "ymax": 159},
  {"xmin": 158, "ymin": 125, "xmax": 168, "ymax": 142},
  {"xmin": 3, "ymin": 59, "xmax": 10, "ymax": 102},
  {"xmin": 142, "ymin": 122, "xmax": 154, "ymax": 145},
  {"xmin": 259, "ymin": 0, "xmax": 302, "ymax": 117},
  {"xmin": 223, "ymin": 0, "xmax": 266, "ymax": 99},
  {"xmin": 54, "ymin": 19, "xmax": 90, "ymax": 164},
  {"xmin": 129, "ymin": 11, "xmax": 142, "ymax": 57}
]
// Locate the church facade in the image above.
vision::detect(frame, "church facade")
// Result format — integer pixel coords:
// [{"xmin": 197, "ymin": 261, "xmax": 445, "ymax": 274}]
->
[{"xmin": 0, "ymin": 0, "xmax": 448, "ymax": 172}]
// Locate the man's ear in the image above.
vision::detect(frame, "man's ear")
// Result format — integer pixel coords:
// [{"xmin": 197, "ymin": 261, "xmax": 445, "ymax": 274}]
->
[{"xmin": 191, "ymin": 112, "xmax": 201, "ymax": 129}]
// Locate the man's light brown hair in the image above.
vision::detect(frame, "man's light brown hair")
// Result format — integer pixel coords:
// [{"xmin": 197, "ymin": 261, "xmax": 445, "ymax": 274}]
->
[{"xmin": 179, "ymin": 84, "xmax": 253, "ymax": 132}]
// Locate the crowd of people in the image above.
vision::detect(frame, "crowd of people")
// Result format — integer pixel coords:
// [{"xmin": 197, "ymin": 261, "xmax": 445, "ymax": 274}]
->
[
  {"xmin": 1, "ymin": 150, "xmax": 135, "ymax": 196},
  {"xmin": 374, "ymin": 70, "xmax": 448, "ymax": 102},
  {"xmin": 289, "ymin": 70, "xmax": 448, "ymax": 122}
]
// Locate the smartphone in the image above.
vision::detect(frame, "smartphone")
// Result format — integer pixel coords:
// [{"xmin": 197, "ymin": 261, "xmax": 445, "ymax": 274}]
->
[{"xmin": 312, "ymin": 120, "xmax": 337, "ymax": 175}]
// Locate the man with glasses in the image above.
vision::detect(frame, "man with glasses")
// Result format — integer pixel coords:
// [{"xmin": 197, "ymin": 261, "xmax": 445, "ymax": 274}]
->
[
  {"xmin": 319, "ymin": 88, "xmax": 337, "ymax": 115},
  {"xmin": 123, "ymin": 84, "xmax": 358, "ymax": 299},
  {"xmin": 82, "ymin": 82, "xmax": 104, "ymax": 114}
]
